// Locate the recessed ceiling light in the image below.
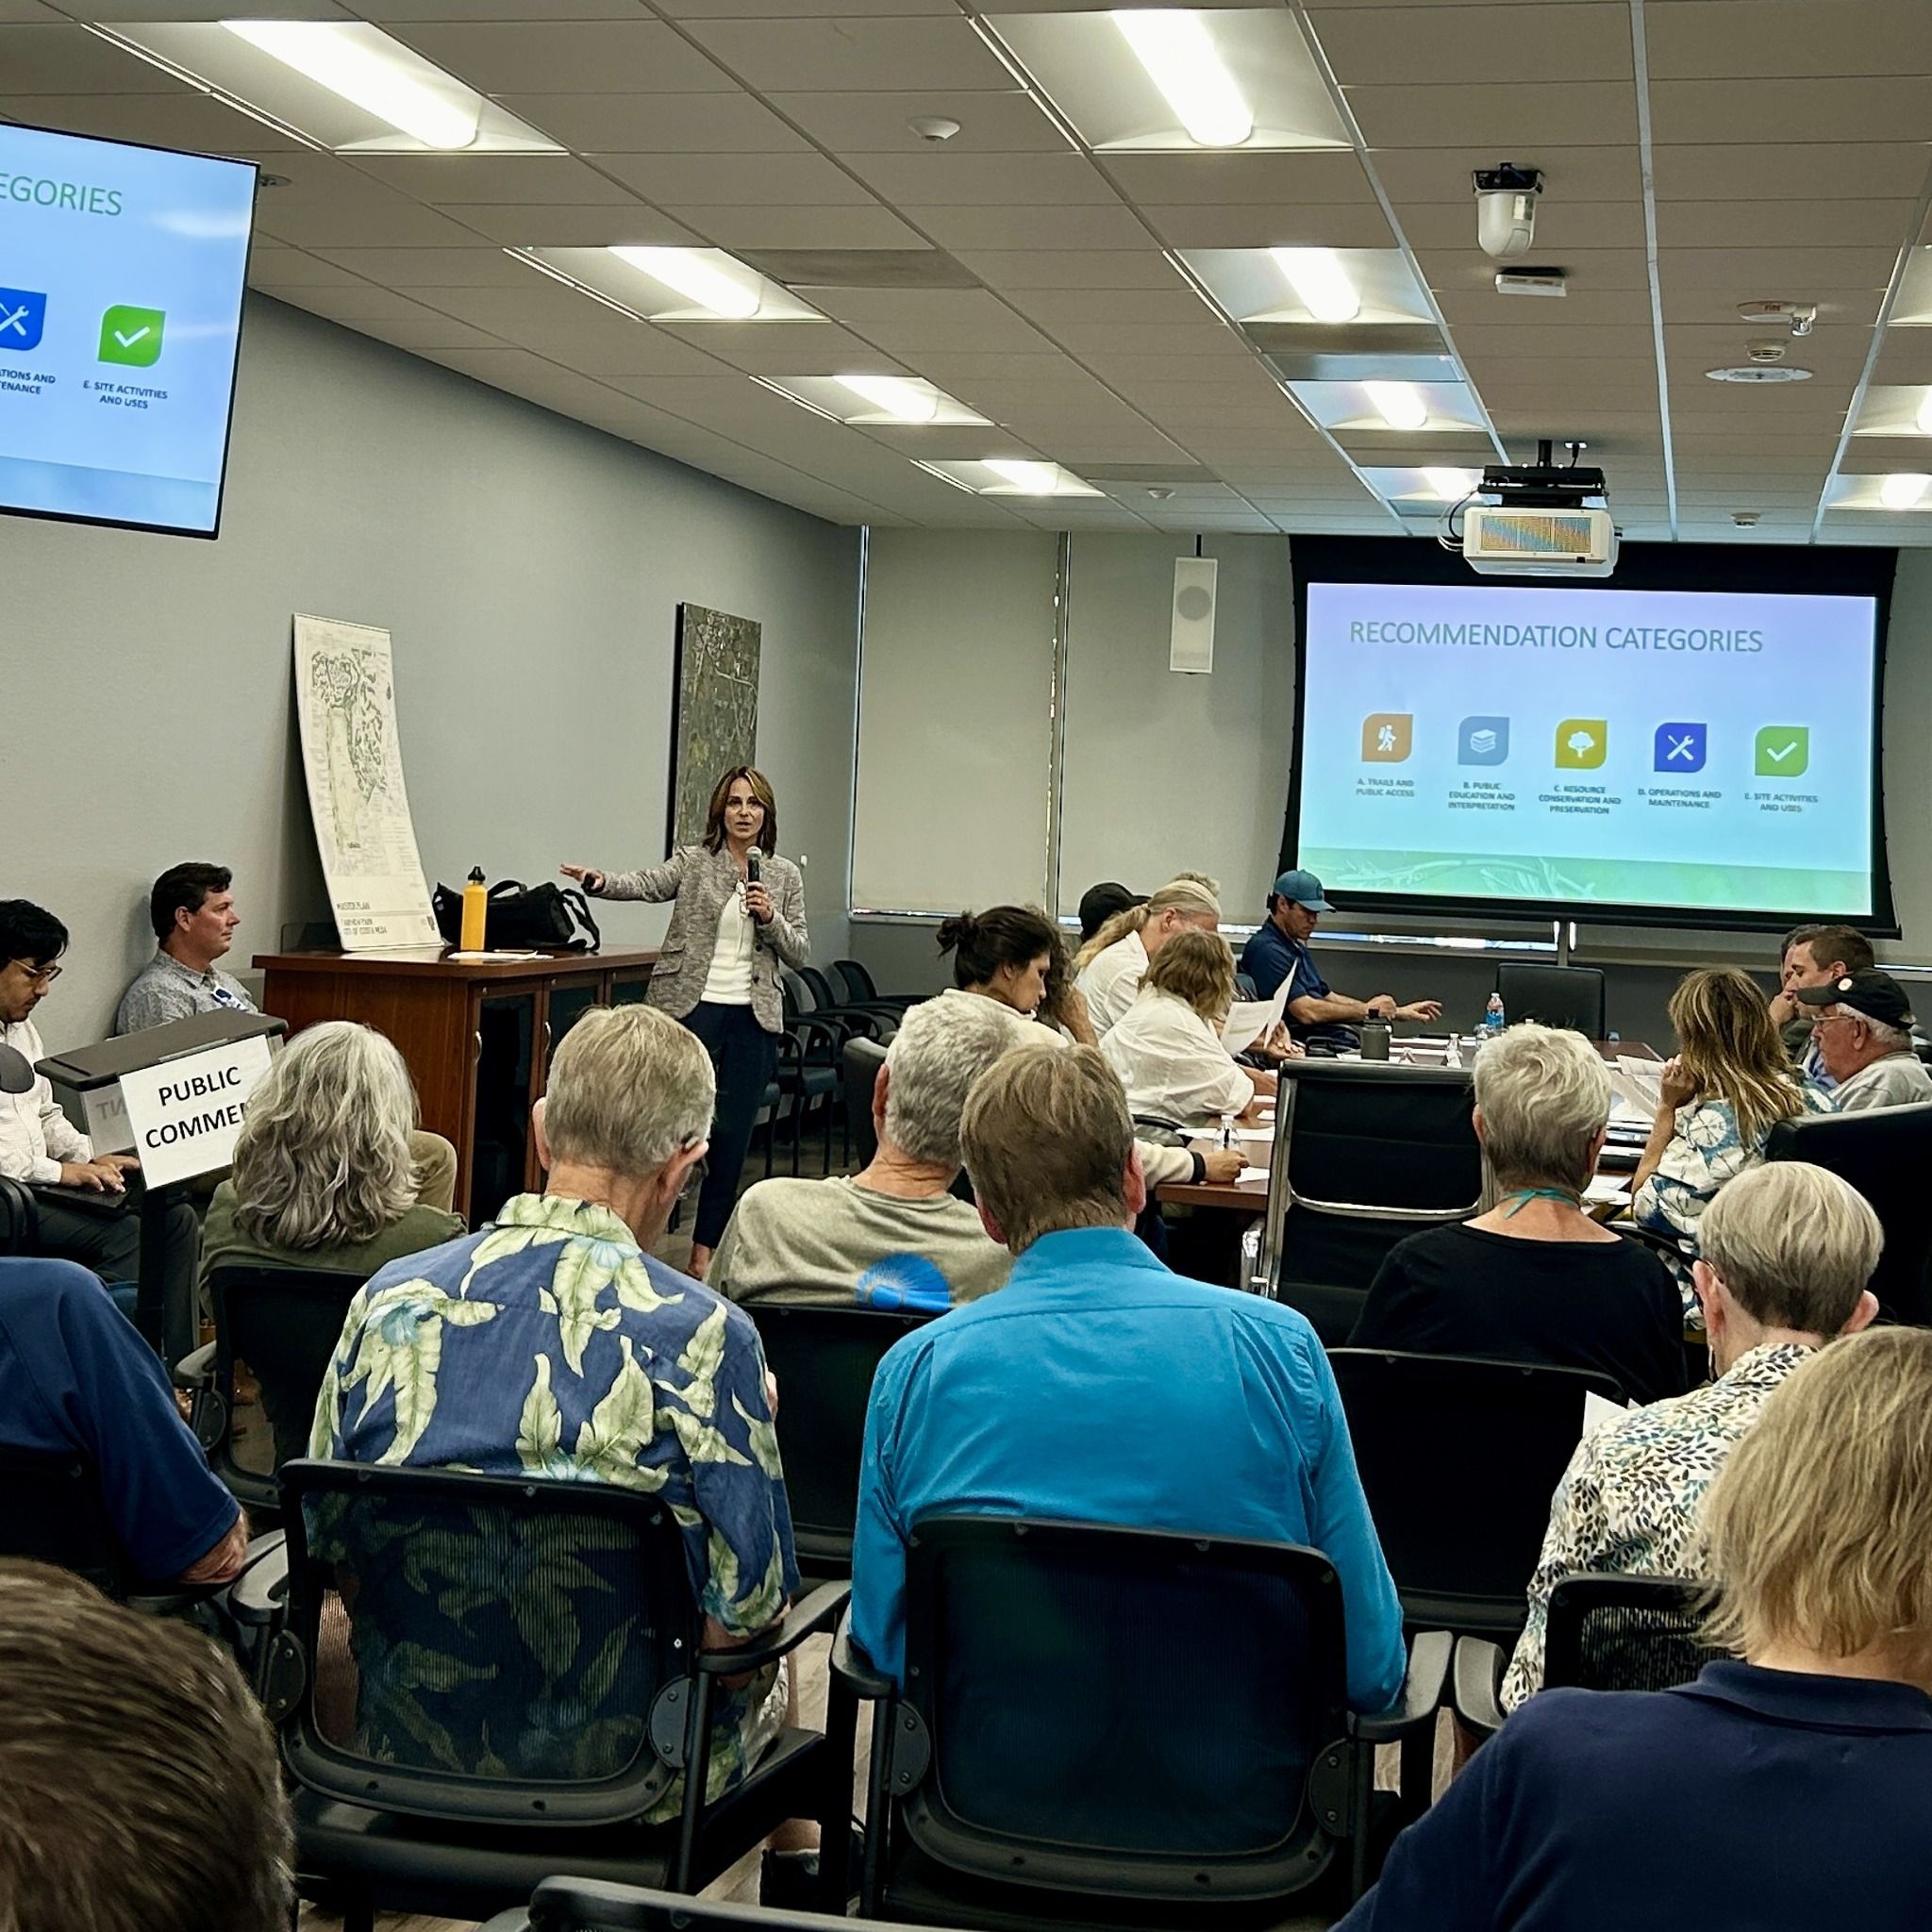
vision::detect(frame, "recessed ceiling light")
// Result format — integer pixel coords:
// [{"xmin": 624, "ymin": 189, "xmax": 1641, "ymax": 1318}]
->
[
  {"xmin": 1423, "ymin": 467, "xmax": 1479, "ymax": 501},
  {"xmin": 1111, "ymin": 10, "xmax": 1253, "ymax": 149},
  {"xmin": 1916, "ymin": 391, "xmax": 1932, "ymax": 436},
  {"xmin": 985, "ymin": 458, "xmax": 1062, "ymax": 494},
  {"xmin": 1270, "ymin": 247, "xmax": 1359, "ymax": 325},
  {"xmin": 1880, "ymin": 473, "xmax": 1930, "ymax": 510},
  {"xmin": 608, "ymin": 246, "xmax": 761, "ymax": 319},
  {"xmin": 836, "ymin": 374, "xmax": 940, "ymax": 425},
  {"xmin": 1364, "ymin": 380, "xmax": 1428, "ymax": 431},
  {"xmin": 1704, "ymin": 364, "xmax": 1813, "ymax": 384},
  {"xmin": 222, "ymin": 21, "xmax": 478, "ymax": 149}
]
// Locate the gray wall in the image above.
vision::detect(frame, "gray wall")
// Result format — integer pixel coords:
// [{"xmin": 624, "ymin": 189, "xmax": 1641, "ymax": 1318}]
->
[{"xmin": 4, "ymin": 295, "xmax": 860, "ymax": 1052}]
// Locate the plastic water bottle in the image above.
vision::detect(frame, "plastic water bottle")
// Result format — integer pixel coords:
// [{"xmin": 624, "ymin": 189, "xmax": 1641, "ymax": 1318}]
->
[{"xmin": 1484, "ymin": 992, "xmax": 1506, "ymax": 1038}]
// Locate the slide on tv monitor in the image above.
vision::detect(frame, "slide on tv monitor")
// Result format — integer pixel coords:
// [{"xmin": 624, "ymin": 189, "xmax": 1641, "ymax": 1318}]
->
[
  {"xmin": 1289, "ymin": 558, "xmax": 1895, "ymax": 935},
  {"xmin": 0, "ymin": 120, "xmax": 256, "ymax": 539}
]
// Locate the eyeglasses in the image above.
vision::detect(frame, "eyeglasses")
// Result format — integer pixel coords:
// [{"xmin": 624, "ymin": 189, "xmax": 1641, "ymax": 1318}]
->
[
  {"xmin": 6, "ymin": 958, "xmax": 60, "ymax": 986},
  {"xmin": 1809, "ymin": 1012, "xmax": 1863, "ymax": 1027}
]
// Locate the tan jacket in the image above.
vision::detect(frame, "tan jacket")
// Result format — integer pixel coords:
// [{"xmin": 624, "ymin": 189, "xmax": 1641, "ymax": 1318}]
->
[{"xmin": 594, "ymin": 844, "xmax": 808, "ymax": 1032}]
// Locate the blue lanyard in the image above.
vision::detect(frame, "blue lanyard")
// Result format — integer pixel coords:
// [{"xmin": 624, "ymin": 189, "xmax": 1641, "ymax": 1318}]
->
[{"xmin": 1501, "ymin": 1187, "xmax": 1580, "ymax": 1217}]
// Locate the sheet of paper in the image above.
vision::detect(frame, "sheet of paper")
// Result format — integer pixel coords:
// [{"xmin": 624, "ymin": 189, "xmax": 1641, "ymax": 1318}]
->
[
  {"xmin": 1583, "ymin": 1173, "xmax": 1632, "ymax": 1206},
  {"xmin": 1607, "ymin": 1053, "xmax": 1664, "ymax": 1124},
  {"xmin": 1581, "ymin": 1389, "xmax": 1631, "ymax": 1442},
  {"xmin": 1222, "ymin": 977, "xmax": 1291, "ymax": 1058},
  {"xmin": 1237, "ymin": 1166, "xmax": 1268, "ymax": 1185},
  {"xmin": 293, "ymin": 614, "xmax": 440, "ymax": 952}
]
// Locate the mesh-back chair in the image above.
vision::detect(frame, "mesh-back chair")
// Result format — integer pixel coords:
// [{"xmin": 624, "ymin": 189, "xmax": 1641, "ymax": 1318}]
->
[
  {"xmin": 1257, "ymin": 1061, "xmax": 1481, "ymax": 1343},
  {"xmin": 1765, "ymin": 1103, "xmax": 1932, "ymax": 1325},
  {"xmin": 172, "ymin": 1263, "xmax": 370, "ymax": 1517},
  {"xmin": 0, "ymin": 1445, "xmax": 132, "ymax": 1596},
  {"xmin": 842, "ymin": 1037, "xmax": 887, "ymax": 1169},
  {"xmin": 482, "ymin": 1876, "xmax": 940, "ymax": 1932},
  {"xmin": 1494, "ymin": 964, "xmax": 1607, "ymax": 1038},
  {"xmin": 744, "ymin": 1303, "xmax": 930, "ymax": 1578},
  {"xmin": 1453, "ymin": 1574, "xmax": 1717, "ymax": 1741},
  {"xmin": 260, "ymin": 1459, "xmax": 851, "ymax": 1931},
  {"xmin": 1326, "ymin": 1350, "xmax": 1624, "ymax": 1639},
  {"xmin": 833, "ymin": 1517, "xmax": 1448, "ymax": 1924}
]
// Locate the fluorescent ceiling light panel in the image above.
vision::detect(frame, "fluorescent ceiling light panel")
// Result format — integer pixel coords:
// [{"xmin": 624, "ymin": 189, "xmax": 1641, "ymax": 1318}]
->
[
  {"xmin": 1424, "ymin": 467, "xmax": 1480, "ymax": 500},
  {"xmin": 608, "ymin": 247, "xmax": 763, "ymax": 319},
  {"xmin": 986, "ymin": 458, "xmax": 1063, "ymax": 494},
  {"xmin": 224, "ymin": 21, "xmax": 478, "ymax": 148},
  {"xmin": 1270, "ymin": 248, "xmax": 1359, "ymax": 325},
  {"xmin": 912, "ymin": 458, "xmax": 1103, "ymax": 497},
  {"xmin": 1880, "ymin": 472, "xmax": 1930, "ymax": 509},
  {"xmin": 1364, "ymin": 380, "xmax": 1428, "ymax": 431},
  {"xmin": 1917, "ymin": 392, "xmax": 1932, "ymax": 436},
  {"xmin": 837, "ymin": 374, "xmax": 939, "ymax": 425},
  {"xmin": 1111, "ymin": 11, "xmax": 1253, "ymax": 149}
]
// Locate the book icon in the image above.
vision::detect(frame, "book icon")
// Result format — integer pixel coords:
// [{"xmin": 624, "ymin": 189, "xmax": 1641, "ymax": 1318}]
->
[
  {"xmin": 1458, "ymin": 715, "xmax": 1509, "ymax": 765},
  {"xmin": 1470, "ymin": 728, "xmax": 1497, "ymax": 755}
]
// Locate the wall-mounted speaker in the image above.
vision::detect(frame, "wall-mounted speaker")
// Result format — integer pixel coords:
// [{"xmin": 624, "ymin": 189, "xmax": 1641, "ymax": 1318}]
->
[{"xmin": 1170, "ymin": 556, "xmax": 1217, "ymax": 674}]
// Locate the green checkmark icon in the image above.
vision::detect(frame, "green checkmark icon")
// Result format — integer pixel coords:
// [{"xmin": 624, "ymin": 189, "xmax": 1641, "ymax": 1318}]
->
[
  {"xmin": 98, "ymin": 304, "xmax": 165, "ymax": 367},
  {"xmin": 1755, "ymin": 725, "xmax": 1808, "ymax": 777}
]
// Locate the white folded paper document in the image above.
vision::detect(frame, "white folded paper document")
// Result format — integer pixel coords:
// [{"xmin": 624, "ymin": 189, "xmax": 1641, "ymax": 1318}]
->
[{"xmin": 1221, "ymin": 976, "xmax": 1291, "ymax": 1058}]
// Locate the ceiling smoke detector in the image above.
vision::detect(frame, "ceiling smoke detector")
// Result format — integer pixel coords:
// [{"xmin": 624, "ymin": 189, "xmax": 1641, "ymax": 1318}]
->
[
  {"xmin": 907, "ymin": 115, "xmax": 960, "ymax": 143},
  {"xmin": 1733, "ymin": 511, "xmax": 1762, "ymax": 527},
  {"xmin": 1745, "ymin": 338, "xmax": 1787, "ymax": 364}
]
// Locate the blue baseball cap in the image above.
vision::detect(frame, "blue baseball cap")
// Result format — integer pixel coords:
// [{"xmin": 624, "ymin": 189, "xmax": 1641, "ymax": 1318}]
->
[{"xmin": 1271, "ymin": 869, "xmax": 1332, "ymax": 911}]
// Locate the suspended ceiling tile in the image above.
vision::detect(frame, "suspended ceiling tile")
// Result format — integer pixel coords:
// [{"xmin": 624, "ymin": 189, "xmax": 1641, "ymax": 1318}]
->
[
  {"xmin": 955, "ymin": 250, "xmax": 1187, "ymax": 291},
  {"xmin": 1097, "ymin": 150, "xmax": 1378, "ymax": 208},
  {"xmin": 0, "ymin": 23, "xmax": 192, "ymax": 90},
  {"xmin": 1644, "ymin": 0, "xmax": 1932, "ymax": 80},
  {"xmin": 454, "ymin": 205, "xmax": 703, "ymax": 246},
  {"xmin": 1657, "ymin": 199, "xmax": 1917, "ymax": 252},
  {"xmin": 254, "ymin": 199, "xmax": 490, "ymax": 248},
  {"xmin": 385, "ymin": 21, "xmax": 740, "ymax": 92},
  {"xmin": 1649, "ymin": 76, "xmax": 1932, "ymax": 143},
  {"xmin": 1657, "ymin": 244, "xmax": 1899, "ymax": 289},
  {"xmin": 662, "ymin": 204, "xmax": 928, "ymax": 248},
  {"xmin": 842, "ymin": 151, "xmax": 1130, "ymax": 207},
  {"xmin": 497, "ymin": 91, "xmax": 813, "ymax": 154},
  {"xmin": 1143, "ymin": 204, "xmax": 1398, "ymax": 251},
  {"xmin": 678, "ymin": 16, "xmax": 1015, "ymax": 92},
  {"xmin": 901, "ymin": 203, "xmax": 1156, "ymax": 250},
  {"xmin": 0, "ymin": 87, "xmax": 305, "ymax": 149},
  {"xmin": 1367, "ymin": 143, "xmax": 1641, "ymax": 206},
  {"xmin": 1309, "ymin": 2, "xmax": 1633, "ymax": 84},
  {"xmin": 307, "ymin": 245, "xmax": 539, "ymax": 287},
  {"xmin": 764, "ymin": 88, "xmax": 1067, "ymax": 153},
  {"xmin": 1346, "ymin": 81, "xmax": 1638, "ymax": 149},
  {"xmin": 347, "ymin": 155, "xmax": 642, "ymax": 205},
  {"xmin": 1650, "ymin": 142, "xmax": 1932, "ymax": 203},
  {"xmin": 595, "ymin": 152, "xmax": 881, "ymax": 206}
]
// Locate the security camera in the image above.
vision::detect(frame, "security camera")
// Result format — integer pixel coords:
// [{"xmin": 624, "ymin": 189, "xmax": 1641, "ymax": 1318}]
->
[
  {"xmin": 1473, "ymin": 163, "xmax": 1542, "ymax": 260},
  {"xmin": 907, "ymin": 116, "xmax": 961, "ymax": 143}
]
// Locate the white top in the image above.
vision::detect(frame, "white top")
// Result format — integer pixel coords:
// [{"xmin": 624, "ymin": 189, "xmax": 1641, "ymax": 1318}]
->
[
  {"xmin": 1831, "ymin": 1050, "xmax": 1932, "ymax": 1112},
  {"xmin": 701, "ymin": 884, "xmax": 756, "ymax": 1006},
  {"xmin": 0, "ymin": 1014, "xmax": 92, "ymax": 1185},
  {"xmin": 1099, "ymin": 988, "xmax": 1255, "ymax": 1126},
  {"xmin": 1075, "ymin": 928, "xmax": 1149, "ymax": 1037}
]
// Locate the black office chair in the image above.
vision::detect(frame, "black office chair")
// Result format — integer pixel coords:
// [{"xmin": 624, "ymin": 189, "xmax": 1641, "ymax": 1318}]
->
[
  {"xmin": 743, "ymin": 1303, "xmax": 931, "ymax": 1580},
  {"xmin": 1494, "ymin": 964, "xmax": 1607, "ymax": 1038},
  {"xmin": 777, "ymin": 974, "xmax": 846, "ymax": 1175},
  {"xmin": 797, "ymin": 964, "xmax": 903, "ymax": 1041},
  {"xmin": 1326, "ymin": 1350, "xmax": 1625, "ymax": 1641},
  {"xmin": 1452, "ymin": 1573, "xmax": 1717, "ymax": 1742},
  {"xmin": 0, "ymin": 1444, "xmax": 143, "ymax": 1598},
  {"xmin": 833, "ymin": 1516, "xmax": 1449, "ymax": 1923},
  {"xmin": 259, "ymin": 1459, "xmax": 853, "ymax": 1932},
  {"xmin": 479, "ymin": 1878, "xmax": 935, "ymax": 1932},
  {"xmin": 0, "ymin": 1175, "xmax": 37, "ymax": 1256},
  {"xmin": 1765, "ymin": 1102, "xmax": 1932, "ymax": 1325},
  {"xmin": 842, "ymin": 1037, "xmax": 886, "ymax": 1169},
  {"xmin": 173, "ymin": 1263, "xmax": 370, "ymax": 1520},
  {"xmin": 1257, "ymin": 1060, "xmax": 1482, "ymax": 1342},
  {"xmin": 831, "ymin": 959, "xmax": 922, "ymax": 1018}
]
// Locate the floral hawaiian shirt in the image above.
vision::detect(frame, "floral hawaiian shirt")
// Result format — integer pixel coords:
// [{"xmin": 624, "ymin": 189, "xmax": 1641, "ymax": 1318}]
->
[
  {"xmin": 310, "ymin": 1191, "xmax": 797, "ymax": 1818},
  {"xmin": 1501, "ymin": 1342, "xmax": 1813, "ymax": 1710}
]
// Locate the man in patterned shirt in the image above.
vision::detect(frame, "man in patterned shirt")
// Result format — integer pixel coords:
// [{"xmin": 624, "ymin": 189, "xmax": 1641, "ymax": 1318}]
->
[
  {"xmin": 312, "ymin": 1003, "xmax": 799, "ymax": 1822},
  {"xmin": 1502, "ymin": 1160, "xmax": 1880, "ymax": 1708}
]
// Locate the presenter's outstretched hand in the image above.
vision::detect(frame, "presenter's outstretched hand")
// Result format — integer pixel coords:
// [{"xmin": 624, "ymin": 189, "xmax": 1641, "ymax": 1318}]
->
[
  {"xmin": 559, "ymin": 863, "xmax": 606, "ymax": 893},
  {"xmin": 743, "ymin": 882, "xmax": 774, "ymax": 925},
  {"xmin": 1396, "ymin": 999, "xmax": 1445, "ymax": 1024}
]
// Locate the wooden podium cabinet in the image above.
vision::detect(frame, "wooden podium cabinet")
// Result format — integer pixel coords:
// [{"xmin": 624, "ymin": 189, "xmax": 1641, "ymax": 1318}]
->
[{"xmin": 255, "ymin": 948, "xmax": 658, "ymax": 1224}]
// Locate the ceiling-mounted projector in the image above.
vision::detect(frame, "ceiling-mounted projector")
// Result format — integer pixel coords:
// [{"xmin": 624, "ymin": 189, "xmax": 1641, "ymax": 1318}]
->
[{"xmin": 1446, "ymin": 439, "xmax": 1619, "ymax": 578}]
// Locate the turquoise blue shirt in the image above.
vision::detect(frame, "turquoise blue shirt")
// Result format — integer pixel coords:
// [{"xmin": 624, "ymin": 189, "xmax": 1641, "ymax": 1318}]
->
[{"xmin": 852, "ymin": 1226, "xmax": 1407, "ymax": 1711}]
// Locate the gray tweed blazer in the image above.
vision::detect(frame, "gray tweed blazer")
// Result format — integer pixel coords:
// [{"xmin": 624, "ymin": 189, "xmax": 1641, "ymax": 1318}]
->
[{"xmin": 594, "ymin": 844, "xmax": 808, "ymax": 1032}]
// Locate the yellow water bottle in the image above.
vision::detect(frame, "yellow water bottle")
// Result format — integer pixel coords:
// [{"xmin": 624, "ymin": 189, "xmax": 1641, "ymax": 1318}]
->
[{"xmin": 459, "ymin": 867, "xmax": 488, "ymax": 952}]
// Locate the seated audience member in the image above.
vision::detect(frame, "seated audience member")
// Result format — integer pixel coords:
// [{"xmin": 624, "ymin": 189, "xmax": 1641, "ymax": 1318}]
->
[
  {"xmin": 1037, "ymin": 919, "xmax": 1097, "ymax": 1045},
  {"xmin": 1077, "ymin": 880, "xmax": 1143, "ymax": 946},
  {"xmin": 1100, "ymin": 928, "xmax": 1277, "ymax": 1126},
  {"xmin": 1073, "ymin": 874, "xmax": 1224, "ymax": 1035},
  {"xmin": 1768, "ymin": 922, "xmax": 1874, "ymax": 1084},
  {"xmin": 0, "ymin": 901, "xmax": 198, "ymax": 1321},
  {"xmin": 1239, "ymin": 870, "xmax": 1441, "ymax": 1044},
  {"xmin": 713, "ymin": 994, "xmax": 1034, "ymax": 1311},
  {"xmin": 934, "ymin": 905, "xmax": 1066, "ymax": 1042},
  {"xmin": 314, "ymin": 1004, "xmax": 799, "ymax": 1829},
  {"xmin": 1633, "ymin": 967, "xmax": 1830, "ymax": 1304},
  {"xmin": 1336, "ymin": 1326, "xmax": 1932, "ymax": 1931},
  {"xmin": 1501, "ymin": 1160, "xmax": 1880, "ymax": 1709},
  {"xmin": 1350, "ymin": 1024, "xmax": 1686, "ymax": 1405},
  {"xmin": 113, "ymin": 861, "xmax": 256, "ymax": 1034},
  {"xmin": 0, "ymin": 1257, "xmax": 247, "ymax": 1585},
  {"xmin": 1797, "ymin": 969, "xmax": 1932, "ymax": 1111},
  {"xmin": 851, "ymin": 1045, "xmax": 1406, "ymax": 1711},
  {"xmin": 0, "ymin": 1559, "xmax": 291, "ymax": 1932}
]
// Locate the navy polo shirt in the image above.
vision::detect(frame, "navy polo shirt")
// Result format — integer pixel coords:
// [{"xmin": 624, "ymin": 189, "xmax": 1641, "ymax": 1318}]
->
[
  {"xmin": 1239, "ymin": 921, "xmax": 1330, "ymax": 1008},
  {"xmin": 1338, "ymin": 1661, "xmax": 1932, "ymax": 1930},
  {"xmin": 0, "ymin": 1257, "xmax": 239, "ymax": 1580}
]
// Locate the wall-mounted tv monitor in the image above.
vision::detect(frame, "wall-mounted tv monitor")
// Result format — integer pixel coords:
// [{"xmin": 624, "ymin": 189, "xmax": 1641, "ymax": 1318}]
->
[
  {"xmin": 0, "ymin": 121, "xmax": 256, "ymax": 539},
  {"xmin": 1286, "ymin": 538, "xmax": 1898, "ymax": 936}
]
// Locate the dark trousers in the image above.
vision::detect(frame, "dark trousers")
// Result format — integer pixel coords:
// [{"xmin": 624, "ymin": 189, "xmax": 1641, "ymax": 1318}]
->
[
  {"xmin": 34, "ymin": 1193, "xmax": 201, "ymax": 1360},
  {"xmin": 682, "ymin": 1001, "xmax": 780, "ymax": 1251}
]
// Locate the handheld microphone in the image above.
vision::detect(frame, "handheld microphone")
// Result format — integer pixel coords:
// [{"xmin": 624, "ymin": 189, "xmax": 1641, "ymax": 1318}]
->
[{"xmin": 747, "ymin": 850, "xmax": 761, "ymax": 887}]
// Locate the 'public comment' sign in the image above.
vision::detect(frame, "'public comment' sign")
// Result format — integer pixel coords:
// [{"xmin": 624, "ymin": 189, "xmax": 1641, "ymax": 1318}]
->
[{"xmin": 117, "ymin": 1034, "xmax": 275, "ymax": 1188}]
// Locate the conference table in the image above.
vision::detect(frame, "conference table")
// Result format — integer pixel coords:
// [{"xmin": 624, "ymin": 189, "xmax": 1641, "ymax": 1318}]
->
[{"xmin": 1154, "ymin": 1037, "xmax": 1661, "ymax": 1215}]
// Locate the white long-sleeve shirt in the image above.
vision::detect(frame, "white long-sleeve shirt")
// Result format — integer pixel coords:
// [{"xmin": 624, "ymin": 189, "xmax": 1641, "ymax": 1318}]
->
[
  {"xmin": 1099, "ymin": 988, "xmax": 1255, "ymax": 1126},
  {"xmin": 0, "ymin": 1014, "xmax": 92, "ymax": 1185},
  {"xmin": 1075, "ymin": 929, "xmax": 1149, "ymax": 1037}
]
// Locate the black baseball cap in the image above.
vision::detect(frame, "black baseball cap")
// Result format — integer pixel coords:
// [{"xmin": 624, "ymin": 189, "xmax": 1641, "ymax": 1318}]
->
[
  {"xmin": 1078, "ymin": 881, "xmax": 1144, "ymax": 939},
  {"xmin": 1797, "ymin": 969, "xmax": 1916, "ymax": 1032}
]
